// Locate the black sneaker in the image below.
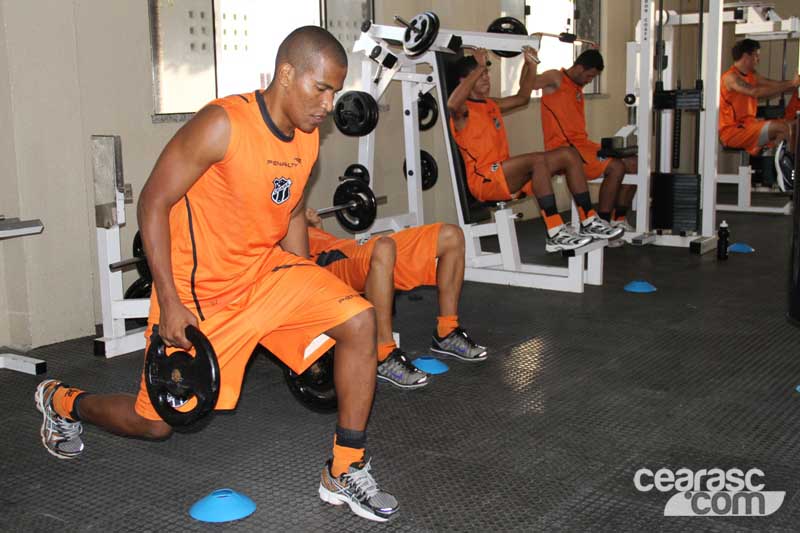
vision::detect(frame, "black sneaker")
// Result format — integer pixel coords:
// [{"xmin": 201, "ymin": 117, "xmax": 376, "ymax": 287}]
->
[
  {"xmin": 319, "ymin": 459, "xmax": 399, "ymax": 522},
  {"xmin": 377, "ymin": 348, "xmax": 429, "ymax": 389},
  {"xmin": 430, "ymin": 327, "xmax": 487, "ymax": 362}
]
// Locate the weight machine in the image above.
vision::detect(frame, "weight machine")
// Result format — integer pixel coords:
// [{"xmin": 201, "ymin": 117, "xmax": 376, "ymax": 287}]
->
[
  {"xmin": 0, "ymin": 214, "xmax": 46, "ymax": 375},
  {"xmin": 350, "ymin": 14, "xmax": 607, "ymax": 293},
  {"xmin": 621, "ymin": 1, "xmax": 798, "ymax": 250}
]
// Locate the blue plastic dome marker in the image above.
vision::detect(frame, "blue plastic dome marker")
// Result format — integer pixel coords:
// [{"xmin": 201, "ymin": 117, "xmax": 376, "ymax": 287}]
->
[
  {"xmin": 624, "ymin": 280, "xmax": 657, "ymax": 293},
  {"xmin": 412, "ymin": 356, "xmax": 449, "ymax": 375},
  {"xmin": 189, "ymin": 488, "xmax": 256, "ymax": 523},
  {"xmin": 728, "ymin": 242, "xmax": 755, "ymax": 253}
]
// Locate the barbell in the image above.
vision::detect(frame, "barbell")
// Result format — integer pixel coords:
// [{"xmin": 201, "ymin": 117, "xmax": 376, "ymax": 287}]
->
[
  {"xmin": 319, "ymin": 177, "xmax": 386, "ymax": 233},
  {"xmin": 396, "ymin": 12, "xmax": 440, "ymax": 57}
]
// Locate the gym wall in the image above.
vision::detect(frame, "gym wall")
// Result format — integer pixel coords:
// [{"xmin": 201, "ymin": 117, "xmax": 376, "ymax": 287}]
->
[{"xmin": 0, "ymin": 0, "xmax": 677, "ymax": 349}]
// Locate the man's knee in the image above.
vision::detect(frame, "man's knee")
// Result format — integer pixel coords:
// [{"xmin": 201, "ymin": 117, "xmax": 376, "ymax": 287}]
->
[
  {"xmin": 438, "ymin": 224, "xmax": 465, "ymax": 255},
  {"xmin": 337, "ymin": 308, "xmax": 376, "ymax": 347},
  {"xmin": 770, "ymin": 120, "xmax": 790, "ymax": 141},
  {"xmin": 370, "ymin": 237, "xmax": 396, "ymax": 269},
  {"xmin": 550, "ymin": 146, "xmax": 580, "ymax": 165},
  {"xmin": 605, "ymin": 158, "xmax": 626, "ymax": 178}
]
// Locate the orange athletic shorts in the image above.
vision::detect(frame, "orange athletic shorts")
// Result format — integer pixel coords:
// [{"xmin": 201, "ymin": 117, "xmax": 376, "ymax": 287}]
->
[
  {"xmin": 134, "ymin": 253, "xmax": 371, "ymax": 421},
  {"xmin": 720, "ymin": 120, "xmax": 770, "ymax": 156},
  {"xmin": 571, "ymin": 139, "xmax": 612, "ymax": 180},
  {"xmin": 324, "ymin": 223, "xmax": 442, "ymax": 293},
  {"xmin": 467, "ymin": 161, "xmax": 534, "ymax": 202},
  {"xmin": 785, "ymin": 92, "xmax": 799, "ymax": 121}
]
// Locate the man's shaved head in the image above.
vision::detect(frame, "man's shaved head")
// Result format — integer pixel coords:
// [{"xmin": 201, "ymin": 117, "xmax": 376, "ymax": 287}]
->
[{"xmin": 274, "ymin": 26, "xmax": 348, "ymax": 74}]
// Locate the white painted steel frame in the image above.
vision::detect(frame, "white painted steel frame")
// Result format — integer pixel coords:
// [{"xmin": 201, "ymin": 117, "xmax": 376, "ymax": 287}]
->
[{"xmin": 352, "ymin": 23, "xmax": 606, "ymax": 293}]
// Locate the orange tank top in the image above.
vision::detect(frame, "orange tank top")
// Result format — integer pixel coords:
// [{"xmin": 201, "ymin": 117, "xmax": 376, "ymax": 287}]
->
[
  {"xmin": 540, "ymin": 69, "xmax": 588, "ymax": 150},
  {"xmin": 719, "ymin": 66, "xmax": 758, "ymax": 130},
  {"xmin": 450, "ymin": 98, "xmax": 509, "ymax": 171},
  {"xmin": 166, "ymin": 90, "xmax": 319, "ymax": 319}
]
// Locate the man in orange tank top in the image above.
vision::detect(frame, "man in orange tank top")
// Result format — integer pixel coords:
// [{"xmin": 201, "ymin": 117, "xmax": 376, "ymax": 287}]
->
[
  {"xmin": 537, "ymin": 50, "xmax": 637, "ymax": 235},
  {"xmin": 719, "ymin": 39, "xmax": 799, "ymax": 159},
  {"xmin": 305, "ymin": 209, "xmax": 487, "ymax": 389},
  {"xmin": 34, "ymin": 27, "xmax": 398, "ymax": 522},
  {"xmin": 448, "ymin": 48, "xmax": 622, "ymax": 254}
]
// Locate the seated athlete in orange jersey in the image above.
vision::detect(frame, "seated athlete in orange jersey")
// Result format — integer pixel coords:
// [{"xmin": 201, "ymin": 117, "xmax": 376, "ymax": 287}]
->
[
  {"xmin": 305, "ymin": 209, "xmax": 487, "ymax": 389},
  {"xmin": 785, "ymin": 90, "xmax": 800, "ymax": 123},
  {"xmin": 719, "ymin": 39, "xmax": 799, "ymax": 162},
  {"xmin": 535, "ymin": 49, "xmax": 637, "ymax": 235},
  {"xmin": 33, "ymin": 27, "xmax": 398, "ymax": 522},
  {"xmin": 448, "ymin": 48, "xmax": 623, "ymax": 254}
]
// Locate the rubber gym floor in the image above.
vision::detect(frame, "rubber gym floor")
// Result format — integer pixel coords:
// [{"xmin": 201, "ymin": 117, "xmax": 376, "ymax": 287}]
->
[{"xmin": 2, "ymin": 202, "xmax": 800, "ymax": 532}]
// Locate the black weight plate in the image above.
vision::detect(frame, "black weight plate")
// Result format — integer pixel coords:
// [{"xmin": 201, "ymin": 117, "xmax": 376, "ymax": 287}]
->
[
  {"xmin": 403, "ymin": 11, "xmax": 439, "ymax": 57},
  {"xmin": 403, "ymin": 150, "xmax": 439, "ymax": 190},
  {"xmin": 333, "ymin": 91, "xmax": 379, "ymax": 137},
  {"xmin": 283, "ymin": 348, "xmax": 337, "ymax": 413},
  {"xmin": 344, "ymin": 163, "xmax": 370, "ymax": 184},
  {"xmin": 333, "ymin": 178, "xmax": 377, "ymax": 232},
  {"xmin": 132, "ymin": 231, "xmax": 152, "ymax": 282},
  {"xmin": 487, "ymin": 16, "xmax": 528, "ymax": 58},
  {"xmin": 124, "ymin": 277, "xmax": 151, "ymax": 329},
  {"xmin": 144, "ymin": 325, "xmax": 220, "ymax": 427},
  {"xmin": 418, "ymin": 92, "xmax": 439, "ymax": 131}
]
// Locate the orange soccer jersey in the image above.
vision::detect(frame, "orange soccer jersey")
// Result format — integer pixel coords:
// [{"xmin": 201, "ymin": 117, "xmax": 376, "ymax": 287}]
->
[
  {"xmin": 135, "ymin": 92, "xmax": 371, "ymax": 421},
  {"xmin": 540, "ymin": 69, "xmax": 608, "ymax": 179},
  {"xmin": 308, "ymin": 225, "xmax": 441, "ymax": 293},
  {"xmin": 450, "ymin": 99, "xmax": 532, "ymax": 201},
  {"xmin": 151, "ymin": 90, "xmax": 320, "ymax": 322},
  {"xmin": 719, "ymin": 66, "xmax": 766, "ymax": 155}
]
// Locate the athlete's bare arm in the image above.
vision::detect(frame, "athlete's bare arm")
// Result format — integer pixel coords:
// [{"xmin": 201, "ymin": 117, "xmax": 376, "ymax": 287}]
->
[
  {"xmin": 280, "ymin": 191, "xmax": 310, "ymax": 258},
  {"xmin": 447, "ymin": 48, "xmax": 489, "ymax": 131},
  {"xmin": 137, "ymin": 104, "xmax": 230, "ymax": 349},
  {"xmin": 495, "ymin": 47, "xmax": 540, "ymax": 113},
  {"xmin": 532, "ymin": 68, "xmax": 562, "ymax": 95},
  {"xmin": 725, "ymin": 71, "xmax": 800, "ymax": 99},
  {"xmin": 755, "ymin": 73, "xmax": 800, "ymax": 94}
]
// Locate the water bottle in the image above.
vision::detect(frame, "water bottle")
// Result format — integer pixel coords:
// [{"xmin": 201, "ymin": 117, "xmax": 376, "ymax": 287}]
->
[{"xmin": 717, "ymin": 220, "xmax": 730, "ymax": 260}]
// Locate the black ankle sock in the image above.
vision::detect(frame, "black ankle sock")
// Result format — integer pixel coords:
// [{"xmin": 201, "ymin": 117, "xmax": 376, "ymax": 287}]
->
[
  {"xmin": 573, "ymin": 191, "xmax": 592, "ymax": 214},
  {"xmin": 71, "ymin": 392, "xmax": 89, "ymax": 422},
  {"xmin": 537, "ymin": 194, "xmax": 558, "ymax": 216},
  {"xmin": 336, "ymin": 425, "xmax": 367, "ymax": 449},
  {"xmin": 598, "ymin": 211, "xmax": 612, "ymax": 222},
  {"xmin": 614, "ymin": 206, "xmax": 628, "ymax": 218}
]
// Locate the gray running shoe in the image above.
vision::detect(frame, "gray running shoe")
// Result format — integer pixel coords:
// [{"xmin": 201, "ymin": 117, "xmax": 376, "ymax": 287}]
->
[
  {"xmin": 319, "ymin": 458, "xmax": 399, "ymax": 522},
  {"xmin": 611, "ymin": 219, "xmax": 635, "ymax": 233},
  {"xmin": 34, "ymin": 379, "xmax": 84, "ymax": 459},
  {"xmin": 377, "ymin": 348, "xmax": 429, "ymax": 389},
  {"xmin": 545, "ymin": 225, "xmax": 592, "ymax": 253},
  {"xmin": 430, "ymin": 327, "xmax": 487, "ymax": 362},
  {"xmin": 579, "ymin": 216, "xmax": 624, "ymax": 240}
]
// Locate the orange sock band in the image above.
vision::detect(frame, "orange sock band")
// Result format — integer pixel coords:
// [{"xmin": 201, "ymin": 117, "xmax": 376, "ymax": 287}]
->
[
  {"xmin": 541, "ymin": 211, "xmax": 565, "ymax": 236},
  {"xmin": 332, "ymin": 436, "xmax": 365, "ymax": 477},
  {"xmin": 578, "ymin": 207, "xmax": 597, "ymax": 222},
  {"xmin": 437, "ymin": 315, "xmax": 459, "ymax": 338},
  {"xmin": 377, "ymin": 342, "xmax": 396, "ymax": 362},
  {"xmin": 52, "ymin": 386, "xmax": 85, "ymax": 421}
]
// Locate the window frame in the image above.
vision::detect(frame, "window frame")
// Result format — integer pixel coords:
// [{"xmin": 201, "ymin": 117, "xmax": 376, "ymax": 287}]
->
[{"xmin": 148, "ymin": 0, "xmax": 328, "ymax": 122}]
